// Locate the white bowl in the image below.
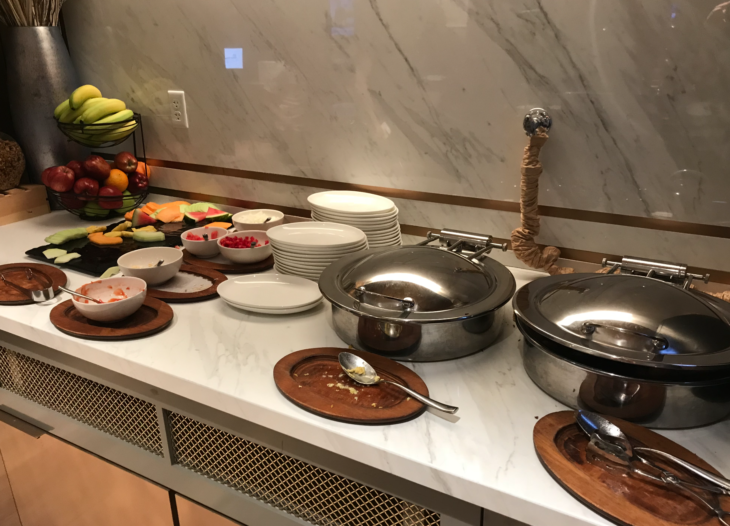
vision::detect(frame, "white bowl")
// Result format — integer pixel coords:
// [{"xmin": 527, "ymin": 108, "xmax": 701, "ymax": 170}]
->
[
  {"xmin": 181, "ymin": 227, "xmax": 228, "ymax": 259},
  {"xmin": 232, "ymin": 209, "xmax": 284, "ymax": 232},
  {"xmin": 117, "ymin": 247, "xmax": 183, "ymax": 286},
  {"xmin": 218, "ymin": 231, "xmax": 272, "ymax": 264},
  {"xmin": 72, "ymin": 277, "xmax": 147, "ymax": 322}
]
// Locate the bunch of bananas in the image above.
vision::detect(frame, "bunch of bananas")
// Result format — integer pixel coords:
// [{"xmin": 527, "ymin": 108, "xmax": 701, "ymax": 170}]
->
[{"xmin": 54, "ymin": 85, "xmax": 138, "ymax": 147}]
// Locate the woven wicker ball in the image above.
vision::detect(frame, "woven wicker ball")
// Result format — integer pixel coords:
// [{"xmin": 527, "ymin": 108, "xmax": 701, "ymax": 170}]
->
[{"xmin": 0, "ymin": 138, "xmax": 25, "ymax": 191}]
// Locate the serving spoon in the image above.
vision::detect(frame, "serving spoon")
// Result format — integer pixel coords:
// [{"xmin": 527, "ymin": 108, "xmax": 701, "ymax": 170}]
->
[
  {"xmin": 577, "ymin": 410, "xmax": 730, "ymax": 493},
  {"xmin": 338, "ymin": 352, "xmax": 458, "ymax": 414},
  {"xmin": 58, "ymin": 285, "xmax": 102, "ymax": 304}
]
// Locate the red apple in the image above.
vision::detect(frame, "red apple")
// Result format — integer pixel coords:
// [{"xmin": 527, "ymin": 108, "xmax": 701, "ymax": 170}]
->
[
  {"xmin": 98, "ymin": 186, "xmax": 123, "ymax": 209},
  {"xmin": 44, "ymin": 166, "xmax": 75, "ymax": 192},
  {"xmin": 82, "ymin": 155, "xmax": 111, "ymax": 182},
  {"xmin": 127, "ymin": 172, "xmax": 149, "ymax": 194},
  {"xmin": 114, "ymin": 151, "xmax": 138, "ymax": 173},
  {"xmin": 41, "ymin": 167, "xmax": 54, "ymax": 187},
  {"xmin": 73, "ymin": 177, "xmax": 99, "ymax": 198},
  {"xmin": 66, "ymin": 160, "xmax": 86, "ymax": 180}
]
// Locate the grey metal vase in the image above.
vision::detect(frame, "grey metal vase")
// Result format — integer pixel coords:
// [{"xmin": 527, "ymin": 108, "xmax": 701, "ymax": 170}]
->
[{"xmin": 0, "ymin": 26, "xmax": 85, "ymax": 185}]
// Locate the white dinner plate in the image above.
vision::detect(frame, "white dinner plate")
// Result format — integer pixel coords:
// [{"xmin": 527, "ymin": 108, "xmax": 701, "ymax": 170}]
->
[
  {"xmin": 270, "ymin": 240, "xmax": 368, "ymax": 254},
  {"xmin": 217, "ymin": 273, "xmax": 323, "ymax": 310},
  {"xmin": 222, "ymin": 297, "xmax": 322, "ymax": 315},
  {"xmin": 271, "ymin": 246, "xmax": 350, "ymax": 260},
  {"xmin": 268, "ymin": 222, "xmax": 367, "ymax": 248},
  {"xmin": 308, "ymin": 191, "xmax": 395, "ymax": 215},
  {"xmin": 311, "ymin": 208, "xmax": 399, "ymax": 221},
  {"xmin": 273, "ymin": 265, "xmax": 321, "ymax": 281},
  {"xmin": 312, "ymin": 216, "xmax": 399, "ymax": 233},
  {"xmin": 273, "ymin": 252, "xmax": 339, "ymax": 266},
  {"xmin": 273, "ymin": 258, "xmax": 327, "ymax": 274}
]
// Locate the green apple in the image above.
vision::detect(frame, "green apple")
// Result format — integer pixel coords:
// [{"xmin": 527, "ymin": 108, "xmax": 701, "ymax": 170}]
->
[{"xmin": 115, "ymin": 190, "xmax": 136, "ymax": 214}]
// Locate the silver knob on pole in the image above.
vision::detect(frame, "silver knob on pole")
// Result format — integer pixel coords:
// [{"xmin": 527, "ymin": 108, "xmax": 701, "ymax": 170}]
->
[{"xmin": 523, "ymin": 108, "xmax": 552, "ymax": 137}]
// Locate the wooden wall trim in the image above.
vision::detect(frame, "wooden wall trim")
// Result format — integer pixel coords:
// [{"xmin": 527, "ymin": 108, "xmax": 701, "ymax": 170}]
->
[
  {"xmin": 151, "ymin": 187, "xmax": 730, "ymax": 285},
  {"xmin": 147, "ymin": 158, "xmax": 730, "ymax": 240}
]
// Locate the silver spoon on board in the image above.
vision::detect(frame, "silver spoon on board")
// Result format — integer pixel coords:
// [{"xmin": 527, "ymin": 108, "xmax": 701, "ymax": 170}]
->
[
  {"xmin": 58, "ymin": 286, "xmax": 102, "ymax": 304},
  {"xmin": 338, "ymin": 352, "xmax": 458, "ymax": 414}
]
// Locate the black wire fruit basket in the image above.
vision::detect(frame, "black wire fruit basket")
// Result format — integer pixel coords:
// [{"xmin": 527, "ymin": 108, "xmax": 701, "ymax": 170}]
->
[
  {"xmin": 57, "ymin": 112, "xmax": 140, "ymax": 148},
  {"xmin": 47, "ymin": 188, "xmax": 150, "ymax": 221}
]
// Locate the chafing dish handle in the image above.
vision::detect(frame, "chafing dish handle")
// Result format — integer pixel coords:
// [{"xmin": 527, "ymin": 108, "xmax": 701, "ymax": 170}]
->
[
  {"xmin": 580, "ymin": 322, "xmax": 669, "ymax": 351},
  {"xmin": 353, "ymin": 287, "xmax": 415, "ymax": 311}
]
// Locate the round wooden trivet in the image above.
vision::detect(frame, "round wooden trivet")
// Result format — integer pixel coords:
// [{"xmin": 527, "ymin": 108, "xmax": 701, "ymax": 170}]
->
[
  {"xmin": 534, "ymin": 411, "xmax": 729, "ymax": 526},
  {"xmin": 50, "ymin": 297, "xmax": 174, "ymax": 341},
  {"xmin": 182, "ymin": 251, "xmax": 274, "ymax": 274},
  {"xmin": 274, "ymin": 347, "xmax": 429, "ymax": 425},
  {"xmin": 146, "ymin": 264, "xmax": 226, "ymax": 303},
  {"xmin": 0, "ymin": 263, "xmax": 67, "ymax": 305}
]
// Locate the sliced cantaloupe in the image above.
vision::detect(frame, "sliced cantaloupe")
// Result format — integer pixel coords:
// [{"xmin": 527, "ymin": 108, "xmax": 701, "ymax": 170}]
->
[
  {"xmin": 205, "ymin": 222, "xmax": 232, "ymax": 230},
  {"xmin": 155, "ymin": 207, "xmax": 185, "ymax": 223},
  {"xmin": 89, "ymin": 232, "xmax": 123, "ymax": 245}
]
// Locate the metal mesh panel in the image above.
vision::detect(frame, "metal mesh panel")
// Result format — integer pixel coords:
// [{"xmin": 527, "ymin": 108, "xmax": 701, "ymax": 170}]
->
[
  {"xmin": 0, "ymin": 347, "xmax": 163, "ymax": 456},
  {"xmin": 169, "ymin": 412, "xmax": 439, "ymax": 526}
]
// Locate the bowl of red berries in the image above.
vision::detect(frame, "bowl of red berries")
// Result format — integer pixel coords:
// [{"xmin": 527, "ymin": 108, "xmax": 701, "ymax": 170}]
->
[
  {"xmin": 182, "ymin": 227, "xmax": 229, "ymax": 259},
  {"xmin": 218, "ymin": 231, "xmax": 272, "ymax": 264}
]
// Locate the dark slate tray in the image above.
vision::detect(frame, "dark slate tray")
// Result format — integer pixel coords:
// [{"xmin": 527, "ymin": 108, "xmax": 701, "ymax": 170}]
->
[{"xmin": 25, "ymin": 220, "xmax": 206, "ymax": 277}]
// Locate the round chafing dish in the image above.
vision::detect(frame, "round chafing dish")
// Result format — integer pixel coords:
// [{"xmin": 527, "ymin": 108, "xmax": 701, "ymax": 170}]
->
[
  {"xmin": 319, "ymin": 243, "xmax": 516, "ymax": 362},
  {"xmin": 514, "ymin": 267, "xmax": 730, "ymax": 428}
]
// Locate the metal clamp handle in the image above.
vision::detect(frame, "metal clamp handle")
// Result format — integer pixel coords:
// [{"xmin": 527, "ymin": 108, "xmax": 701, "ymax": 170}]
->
[
  {"xmin": 523, "ymin": 108, "xmax": 552, "ymax": 137},
  {"xmin": 580, "ymin": 322, "xmax": 669, "ymax": 351},
  {"xmin": 354, "ymin": 287, "xmax": 415, "ymax": 311}
]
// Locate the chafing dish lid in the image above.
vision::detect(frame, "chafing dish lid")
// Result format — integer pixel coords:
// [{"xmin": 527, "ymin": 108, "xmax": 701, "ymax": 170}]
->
[
  {"xmin": 513, "ymin": 273, "xmax": 730, "ymax": 370},
  {"xmin": 319, "ymin": 246, "xmax": 515, "ymax": 322}
]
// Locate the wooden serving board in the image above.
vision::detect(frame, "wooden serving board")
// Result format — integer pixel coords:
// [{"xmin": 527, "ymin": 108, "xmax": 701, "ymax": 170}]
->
[
  {"xmin": 50, "ymin": 297, "xmax": 174, "ymax": 341},
  {"xmin": 182, "ymin": 251, "xmax": 274, "ymax": 274},
  {"xmin": 534, "ymin": 411, "xmax": 730, "ymax": 526},
  {"xmin": 0, "ymin": 263, "xmax": 67, "ymax": 305},
  {"xmin": 274, "ymin": 348, "xmax": 428, "ymax": 425},
  {"xmin": 146, "ymin": 265, "xmax": 226, "ymax": 303}
]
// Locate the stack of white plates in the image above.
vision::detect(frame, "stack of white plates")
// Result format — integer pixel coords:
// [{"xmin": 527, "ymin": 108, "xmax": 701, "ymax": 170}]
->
[
  {"xmin": 267, "ymin": 222, "xmax": 368, "ymax": 281},
  {"xmin": 217, "ymin": 274, "xmax": 323, "ymax": 314},
  {"xmin": 308, "ymin": 191, "xmax": 401, "ymax": 248}
]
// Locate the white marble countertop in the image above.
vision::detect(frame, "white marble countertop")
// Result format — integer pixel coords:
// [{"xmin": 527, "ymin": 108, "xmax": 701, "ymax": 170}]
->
[{"xmin": 1, "ymin": 212, "xmax": 728, "ymax": 526}]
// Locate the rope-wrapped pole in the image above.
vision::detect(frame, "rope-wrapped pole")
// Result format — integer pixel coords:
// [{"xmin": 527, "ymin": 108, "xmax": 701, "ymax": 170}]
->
[{"xmin": 510, "ymin": 129, "xmax": 573, "ymax": 275}]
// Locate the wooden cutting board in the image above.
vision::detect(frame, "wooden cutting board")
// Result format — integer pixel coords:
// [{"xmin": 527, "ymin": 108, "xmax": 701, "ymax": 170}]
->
[
  {"xmin": 274, "ymin": 348, "xmax": 429, "ymax": 425},
  {"xmin": 146, "ymin": 265, "xmax": 226, "ymax": 303},
  {"xmin": 182, "ymin": 251, "xmax": 274, "ymax": 274},
  {"xmin": 50, "ymin": 297, "xmax": 174, "ymax": 341},
  {"xmin": 534, "ymin": 411, "xmax": 730, "ymax": 526}
]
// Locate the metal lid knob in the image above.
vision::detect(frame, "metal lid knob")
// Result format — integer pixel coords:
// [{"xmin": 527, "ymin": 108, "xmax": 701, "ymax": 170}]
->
[{"xmin": 523, "ymin": 108, "xmax": 552, "ymax": 137}]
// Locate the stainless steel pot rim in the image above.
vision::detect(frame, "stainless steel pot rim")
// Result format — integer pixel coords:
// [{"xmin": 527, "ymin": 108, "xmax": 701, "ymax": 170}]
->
[
  {"xmin": 513, "ymin": 273, "xmax": 730, "ymax": 370},
  {"xmin": 320, "ymin": 246, "xmax": 516, "ymax": 323},
  {"xmin": 517, "ymin": 318, "xmax": 730, "ymax": 386}
]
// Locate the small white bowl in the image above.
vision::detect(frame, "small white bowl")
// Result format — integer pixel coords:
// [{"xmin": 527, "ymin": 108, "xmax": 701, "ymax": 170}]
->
[
  {"xmin": 73, "ymin": 277, "xmax": 147, "ymax": 322},
  {"xmin": 218, "ymin": 231, "xmax": 272, "ymax": 264},
  {"xmin": 181, "ymin": 227, "xmax": 228, "ymax": 259},
  {"xmin": 232, "ymin": 209, "xmax": 284, "ymax": 232},
  {"xmin": 117, "ymin": 247, "xmax": 183, "ymax": 286}
]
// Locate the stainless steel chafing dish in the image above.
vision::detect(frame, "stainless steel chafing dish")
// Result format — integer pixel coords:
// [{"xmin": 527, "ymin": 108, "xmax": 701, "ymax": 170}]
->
[
  {"xmin": 514, "ymin": 255, "xmax": 730, "ymax": 428},
  {"xmin": 319, "ymin": 229, "xmax": 517, "ymax": 362}
]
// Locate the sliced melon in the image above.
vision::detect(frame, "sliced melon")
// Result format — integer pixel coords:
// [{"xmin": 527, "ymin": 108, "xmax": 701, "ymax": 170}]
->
[
  {"xmin": 205, "ymin": 208, "xmax": 232, "ymax": 221},
  {"xmin": 43, "ymin": 248, "xmax": 67, "ymax": 260},
  {"xmin": 155, "ymin": 207, "xmax": 184, "ymax": 223},
  {"xmin": 183, "ymin": 211, "xmax": 208, "ymax": 224},
  {"xmin": 133, "ymin": 231, "xmax": 165, "ymax": 243},
  {"xmin": 54, "ymin": 253, "xmax": 81, "ymax": 264},
  {"xmin": 183, "ymin": 202, "xmax": 217, "ymax": 213},
  {"xmin": 131, "ymin": 209, "xmax": 156, "ymax": 228},
  {"xmin": 44, "ymin": 227, "xmax": 88, "ymax": 245},
  {"xmin": 100, "ymin": 266, "xmax": 120, "ymax": 279},
  {"xmin": 204, "ymin": 222, "xmax": 232, "ymax": 230}
]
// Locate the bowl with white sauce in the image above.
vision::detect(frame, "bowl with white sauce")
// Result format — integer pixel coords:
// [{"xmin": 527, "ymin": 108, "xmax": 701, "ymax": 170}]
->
[{"xmin": 232, "ymin": 209, "xmax": 285, "ymax": 232}]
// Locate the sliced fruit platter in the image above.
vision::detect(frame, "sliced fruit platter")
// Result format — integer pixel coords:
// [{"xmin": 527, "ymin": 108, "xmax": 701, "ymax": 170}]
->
[{"xmin": 25, "ymin": 202, "xmax": 233, "ymax": 276}]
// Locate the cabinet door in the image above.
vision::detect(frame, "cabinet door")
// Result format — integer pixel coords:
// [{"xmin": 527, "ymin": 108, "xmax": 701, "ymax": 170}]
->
[
  {"xmin": 0, "ymin": 417, "xmax": 173, "ymax": 526},
  {"xmin": 176, "ymin": 495, "xmax": 240, "ymax": 526}
]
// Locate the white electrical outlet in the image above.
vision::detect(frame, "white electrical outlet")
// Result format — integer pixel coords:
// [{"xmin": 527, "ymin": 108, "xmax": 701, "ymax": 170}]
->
[{"xmin": 168, "ymin": 90, "xmax": 188, "ymax": 128}]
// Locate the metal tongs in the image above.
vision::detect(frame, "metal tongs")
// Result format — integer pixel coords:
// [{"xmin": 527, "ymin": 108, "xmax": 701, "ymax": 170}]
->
[{"xmin": 0, "ymin": 269, "xmax": 55, "ymax": 302}]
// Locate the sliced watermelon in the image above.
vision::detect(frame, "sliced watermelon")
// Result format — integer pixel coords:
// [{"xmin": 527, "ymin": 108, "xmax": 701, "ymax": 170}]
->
[
  {"xmin": 183, "ymin": 211, "xmax": 209, "ymax": 224},
  {"xmin": 131, "ymin": 209, "xmax": 157, "ymax": 228},
  {"xmin": 204, "ymin": 208, "xmax": 232, "ymax": 221}
]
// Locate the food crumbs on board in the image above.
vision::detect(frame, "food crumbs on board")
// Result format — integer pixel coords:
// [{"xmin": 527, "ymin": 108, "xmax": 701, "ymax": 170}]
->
[
  {"xmin": 335, "ymin": 383, "xmax": 358, "ymax": 395},
  {"xmin": 293, "ymin": 373, "xmax": 298, "ymax": 377},
  {"xmin": 303, "ymin": 373, "xmax": 309, "ymax": 376},
  {"xmin": 378, "ymin": 407, "xmax": 383, "ymax": 409},
  {"xmin": 406, "ymin": 397, "xmax": 411, "ymax": 401},
  {"xmin": 331, "ymin": 405, "xmax": 334, "ymax": 408},
  {"xmin": 298, "ymin": 385, "xmax": 302, "ymax": 388},
  {"xmin": 327, "ymin": 383, "xmax": 335, "ymax": 388},
  {"xmin": 371, "ymin": 403, "xmax": 377, "ymax": 407},
  {"xmin": 354, "ymin": 397, "xmax": 358, "ymax": 401}
]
